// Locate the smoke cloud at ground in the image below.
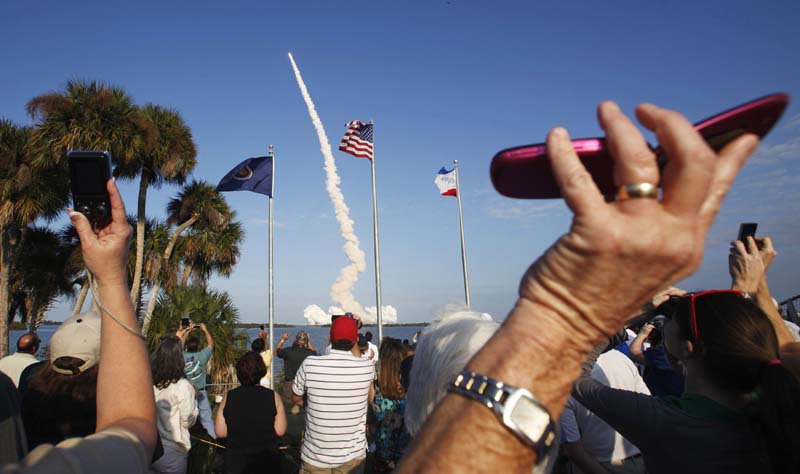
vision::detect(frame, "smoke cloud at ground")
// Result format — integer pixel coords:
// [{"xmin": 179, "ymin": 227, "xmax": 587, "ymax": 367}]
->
[
  {"xmin": 288, "ymin": 53, "xmax": 367, "ymax": 316},
  {"xmin": 303, "ymin": 304, "xmax": 399, "ymax": 326}
]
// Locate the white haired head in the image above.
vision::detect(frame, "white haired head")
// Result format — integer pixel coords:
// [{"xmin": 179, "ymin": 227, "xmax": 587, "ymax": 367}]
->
[{"xmin": 404, "ymin": 307, "xmax": 499, "ymax": 435}]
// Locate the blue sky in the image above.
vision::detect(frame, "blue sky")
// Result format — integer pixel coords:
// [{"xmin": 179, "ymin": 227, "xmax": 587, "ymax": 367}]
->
[{"xmin": 2, "ymin": 1, "xmax": 799, "ymax": 324}]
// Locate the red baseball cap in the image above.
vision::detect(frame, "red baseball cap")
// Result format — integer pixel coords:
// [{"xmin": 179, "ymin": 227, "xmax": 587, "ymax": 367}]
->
[{"xmin": 331, "ymin": 316, "xmax": 358, "ymax": 344}]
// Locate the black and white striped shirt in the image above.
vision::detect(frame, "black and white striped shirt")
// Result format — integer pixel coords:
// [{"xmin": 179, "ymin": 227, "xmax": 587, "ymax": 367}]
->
[{"xmin": 292, "ymin": 349, "xmax": 373, "ymax": 468}]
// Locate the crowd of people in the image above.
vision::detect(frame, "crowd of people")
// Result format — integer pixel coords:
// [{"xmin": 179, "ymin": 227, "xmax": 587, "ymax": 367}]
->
[{"xmin": 0, "ymin": 100, "xmax": 799, "ymax": 473}]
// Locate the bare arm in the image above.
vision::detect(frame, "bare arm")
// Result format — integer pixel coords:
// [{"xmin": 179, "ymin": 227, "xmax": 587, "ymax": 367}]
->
[
  {"xmin": 730, "ymin": 237, "xmax": 795, "ymax": 348},
  {"xmin": 397, "ymin": 102, "xmax": 757, "ymax": 472},
  {"xmin": 198, "ymin": 323, "xmax": 214, "ymax": 350},
  {"xmin": 215, "ymin": 392, "xmax": 228, "ymax": 439},
  {"xmin": 292, "ymin": 393, "xmax": 303, "ymax": 406},
  {"xmin": 273, "ymin": 391, "xmax": 287, "ymax": 436},
  {"xmin": 275, "ymin": 333, "xmax": 290, "ymax": 357},
  {"xmin": 70, "ymin": 179, "xmax": 156, "ymax": 458},
  {"xmin": 563, "ymin": 442, "xmax": 613, "ymax": 474},
  {"xmin": 629, "ymin": 323, "xmax": 654, "ymax": 365},
  {"xmin": 368, "ymin": 381, "xmax": 375, "ymax": 406}
]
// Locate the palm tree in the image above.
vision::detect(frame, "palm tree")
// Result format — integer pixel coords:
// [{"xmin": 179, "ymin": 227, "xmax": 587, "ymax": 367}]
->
[
  {"xmin": 115, "ymin": 104, "xmax": 197, "ymax": 306},
  {"xmin": 23, "ymin": 79, "xmax": 154, "ymax": 339},
  {"xmin": 179, "ymin": 218, "xmax": 244, "ymax": 287},
  {"xmin": 141, "ymin": 181, "xmax": 232, "ymax": 335},
  {"xmin": 26, "ymin": 80, "xmax": 154, "ymax": 170},
  {"xmin": 146, "ymin": 285, "xmax": 247, "ymax": 386},
  {"xmin": 0, "ymin": 120, "xmax": 69, "ymax": 356},
  {"xmin": 12, "ymin": 226, "xmax": 80, "ymax": 331}
]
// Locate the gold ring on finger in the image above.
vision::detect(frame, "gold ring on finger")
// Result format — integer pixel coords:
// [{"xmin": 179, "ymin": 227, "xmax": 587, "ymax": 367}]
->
[{"xmin": 615, "ymin": 183, "xmax": 658, "ymax": 201}]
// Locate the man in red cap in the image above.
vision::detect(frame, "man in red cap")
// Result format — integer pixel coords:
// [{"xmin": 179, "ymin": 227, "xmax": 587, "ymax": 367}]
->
[{"xmin": 292, "ymin": 315, "xmax": 374, "ymax": 473}]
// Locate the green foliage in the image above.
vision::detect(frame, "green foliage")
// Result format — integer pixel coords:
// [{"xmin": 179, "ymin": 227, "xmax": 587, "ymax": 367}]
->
[
  {"xmin": 146, "ymin": 286, "xmax": 248, "ymax": 385},
  {"xmin": 26, "ymin": 80, "xmax": 154, "ymax": 170},
  {"xmin": 9, "ymin": 226, "xmax": 80, "ymax": 329},
  {"xmin": 114, "ymin": 104, "xmax": 196, "ymax": 187},
  {"xmin": 180, "ymin": 217, "xmax": 244, "ymax": 285},
  {"xmin": 0, "ymin": 119, "xmax": 70, "ymax": 228},
  {"xmin": 167, "ymin": 180, "xmax": 231, "ymax": 231}
]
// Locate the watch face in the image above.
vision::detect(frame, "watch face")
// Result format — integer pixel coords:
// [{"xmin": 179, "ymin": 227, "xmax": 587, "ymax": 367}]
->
[{"xmin": 509, "ymin": 396, "xmax": 550, "ymax": 442}]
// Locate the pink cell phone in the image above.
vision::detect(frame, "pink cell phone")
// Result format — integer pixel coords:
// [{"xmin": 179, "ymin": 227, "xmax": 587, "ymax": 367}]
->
[{"xmin": 490, "ymin": 94, "xmax": 790, "ymax": 199}]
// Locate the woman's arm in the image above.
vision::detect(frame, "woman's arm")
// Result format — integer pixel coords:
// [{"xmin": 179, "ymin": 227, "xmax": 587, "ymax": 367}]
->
[
  {"xmin": 70, "ymin": 179, "xmax": 157, "ymax": 458},
  {"xmin": 214, "ymin": 392, "xmax": 228, "ymax": 439},
  {"xmin": 273, "ymin": 391, "xmax": 287, "ymax": 436},
  {"xmin": 396, "ymin": 102, "xmax": 757, "ymax": 472}
]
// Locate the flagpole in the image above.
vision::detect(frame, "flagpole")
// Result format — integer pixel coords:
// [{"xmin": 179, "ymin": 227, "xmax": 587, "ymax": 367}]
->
[
  {"xmin": 370, "ymin": 122, "xmax": 384, "ymax": 345},
  {"xmin": 268, "ymin": 144, "xmax": 275, "ymax": 389},
  {"xmin": 454, "ymin": 160, "xmax": 471, "ymax": 309}
]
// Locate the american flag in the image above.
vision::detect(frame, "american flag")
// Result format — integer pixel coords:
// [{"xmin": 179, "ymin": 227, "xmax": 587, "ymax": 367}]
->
[{"xmin": 339, "ymin": 120, "xmax": 374, "ymax": 160}]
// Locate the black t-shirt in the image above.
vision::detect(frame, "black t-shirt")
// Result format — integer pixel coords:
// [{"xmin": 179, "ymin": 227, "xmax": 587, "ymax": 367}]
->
[
  {"xmin": 276, "ymin": 346, "xmax": 316, "ymax": 381},
  {"xmin": 223, "ymin": 385, "xmax": 278, "ymax": 450}
]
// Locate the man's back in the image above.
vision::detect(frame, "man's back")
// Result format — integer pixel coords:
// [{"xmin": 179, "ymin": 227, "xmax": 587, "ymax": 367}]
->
[
  {"xmin": 292, "ymin": 349, "xmax": 373, "ymax": 468},
  {"xmin": 183, "ymin": 347, "xmax": 212, "ymax": 390},
  {"xmin": 277, "ymin": 345, "xmax": 315, "ymax": 382},
  {"xmin": 563, "ymin": 349, "xmax": 650, "ymax": 463},
  {"xmin": 0, "ymin": 353, "xmax": 38, "ymax": 388}
]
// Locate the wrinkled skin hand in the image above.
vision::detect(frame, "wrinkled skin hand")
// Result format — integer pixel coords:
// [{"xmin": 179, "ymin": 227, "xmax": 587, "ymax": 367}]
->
[
  {"xmin": 520, "ymin": 101, "xmax": 759, "ymax": 342},
  {"xmin": 729, "ymin": 236, "xmax": 766, "ymax": 293},
  {"xmin": 68, "ymin": 179, "xmax": 132, "ymax": 288}
]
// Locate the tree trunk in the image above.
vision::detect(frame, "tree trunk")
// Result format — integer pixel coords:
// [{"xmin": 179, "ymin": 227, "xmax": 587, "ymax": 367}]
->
[
  {"xmin": 130, "ymin": 170, "xmax": 150, "ymax": 305},
  {"xmin": 73, "ymin": 276, "xmax": 90, "ymax": 315},
  {"xmin": 142, "ymin": 214, "xmax": 199, "ymax": 335},
  {"xmin": 180, "ymin": 263, "xmax": 193, "ymax": 287},
  {"xmin": 0, "ymin": 228, "xmax": 12, "ymax": 357},
  {"xmin": 28, "ymin": 298, "xmax": 44, "ymax": 333}
]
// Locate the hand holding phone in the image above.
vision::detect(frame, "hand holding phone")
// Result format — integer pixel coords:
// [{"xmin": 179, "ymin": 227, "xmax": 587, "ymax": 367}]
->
[
  {"xmin": 68, "ymin": 150, "xmax": 113, "ymax": 228},
  {"xmin": 491, "ymin": 94, "xmax": 789, "ymax": 199}
]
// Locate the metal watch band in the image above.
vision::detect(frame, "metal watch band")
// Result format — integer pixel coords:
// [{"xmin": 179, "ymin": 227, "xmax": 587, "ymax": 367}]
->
[{"xmin": 448, "ymin": 370, "xmax": 557, "ymax": 463}]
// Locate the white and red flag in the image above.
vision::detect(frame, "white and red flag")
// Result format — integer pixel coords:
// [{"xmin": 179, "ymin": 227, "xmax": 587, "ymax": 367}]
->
[{"xmin": 435, "ymin": 167, "xmax": 457, "ymax": 197}]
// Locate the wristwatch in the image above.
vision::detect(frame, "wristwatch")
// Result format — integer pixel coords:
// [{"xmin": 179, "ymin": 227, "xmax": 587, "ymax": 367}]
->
[{"xmin": 448, "ymin": 370, "xmax": 557, "ymax": 462}]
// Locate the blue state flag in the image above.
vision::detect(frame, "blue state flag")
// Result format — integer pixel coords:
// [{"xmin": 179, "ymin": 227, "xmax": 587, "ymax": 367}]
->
[{"xmin": 216, "ymin": 156, "xmax": 273, "ymax": 197}]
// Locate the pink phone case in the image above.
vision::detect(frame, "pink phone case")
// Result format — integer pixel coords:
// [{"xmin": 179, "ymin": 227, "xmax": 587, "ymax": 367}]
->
[{"xmin": 491, "ymin": 94, "xmax": 789, "ymax": 199}]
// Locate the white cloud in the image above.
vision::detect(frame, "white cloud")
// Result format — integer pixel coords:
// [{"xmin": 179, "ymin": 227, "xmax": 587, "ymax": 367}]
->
[
  {"xmin": 486, "ymin": 199, "xmax": 565, "ymax": 222},
  {"xmin": 752, "ymin": 135, "xmax": 800, "ymax": 165}
]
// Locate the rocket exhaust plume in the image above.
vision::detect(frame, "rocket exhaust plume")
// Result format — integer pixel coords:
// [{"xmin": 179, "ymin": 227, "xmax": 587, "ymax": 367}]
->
[{"xmin": 288, "ymin": 52, "xmax": 367, "ymax": 317}]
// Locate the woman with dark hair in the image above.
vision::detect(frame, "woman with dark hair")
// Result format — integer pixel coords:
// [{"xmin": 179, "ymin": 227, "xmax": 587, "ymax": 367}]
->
[
  {"xmin": 371, "ymin": 338, "xmax": 413, "ymax": 473},
  {"xmin": 215, "ymin": 351, "xmax": 287, "ymax": 474},
  {"xmin": 150, "ymin": 335, "xmax": 198, "ymax": 474},
  {"xmin": 573, "ymin": 291, "xmax": 800, "ymax": 474}
]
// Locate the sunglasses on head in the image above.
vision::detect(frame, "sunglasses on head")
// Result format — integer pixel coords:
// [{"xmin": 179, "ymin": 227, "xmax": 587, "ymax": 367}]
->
[{"xmin": 662, "ymin": 290, "xmax": 746, "ymax": 343}]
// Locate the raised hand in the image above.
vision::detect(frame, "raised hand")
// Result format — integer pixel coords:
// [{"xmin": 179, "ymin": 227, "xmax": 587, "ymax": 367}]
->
[
  {"xmin": 68, "ymin": 179, "xmax": 132, "ymax": 288},
  {"xmin": 520, "ymin": 101, "xmax": 759, "ymax": 339}
]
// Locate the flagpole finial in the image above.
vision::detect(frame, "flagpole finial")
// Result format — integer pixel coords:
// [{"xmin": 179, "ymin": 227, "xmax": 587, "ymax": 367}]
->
[
  {"xmin": 269, "ymin": 144, "xmax": 274, "ymax": 157},
  {"xmin": 454, "ymin": 160, "xmax": 458, "ymax": 165}
]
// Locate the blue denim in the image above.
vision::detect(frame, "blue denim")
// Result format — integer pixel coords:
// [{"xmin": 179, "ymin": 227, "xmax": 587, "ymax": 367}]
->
[{"xmin": 197, "ymin": 390, "xmax": 216, "ymax": 439}]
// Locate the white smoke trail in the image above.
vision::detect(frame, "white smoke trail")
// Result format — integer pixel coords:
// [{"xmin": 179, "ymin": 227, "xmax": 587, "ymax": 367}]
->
[{"xmin": 289, "ymin": 53, "xmax": 366, "ymax": 317}]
